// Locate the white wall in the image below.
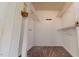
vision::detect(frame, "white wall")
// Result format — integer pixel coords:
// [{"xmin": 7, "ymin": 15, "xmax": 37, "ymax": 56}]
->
[
  {"xmin": 22, "ymin": 17, "xmax": 29, "ymax": 57},
  {"xmin": 17, "ymin": 3, "xmax": 35, "ymax": 56},
  {"xmin": 27, "ymin": 17, "xmax": 34, "ymax": 50},
  {"xmin": 61, "ymin": 3, "xmax": 78, "ymax": 56},
  {"xmin": 0, "ymin": 3, "xmax": 20, "ymax": 57},
  {"xmin": 0, "ymin": 3, "xmax": 9, "ymax": 56},
  {"xmin": 74, "ymin": 2, "xmax": 79, "ymax": 56},
  {"xmin": 62, "ymin": 3, "xmax": 76, "ymax": 28},
  {"xmin": 0, "ymin": 2, "xmax": 24, "ymax": 57},
  {"xmin": 25, "ymin": 3, "xmax": 35, "ymax": 51},
  {"xmin": 34, "ymin": 11, "xmax": 63, "ymax": 46},
  {"xmin": 9, "ymin": 3, "xmax": 24, "ymax": 57}
]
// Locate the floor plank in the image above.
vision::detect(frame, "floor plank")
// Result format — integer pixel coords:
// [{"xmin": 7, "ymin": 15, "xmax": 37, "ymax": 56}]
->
[{"xmin": 27, "ymin": 46, "xmax": 72, "ymax": 57}]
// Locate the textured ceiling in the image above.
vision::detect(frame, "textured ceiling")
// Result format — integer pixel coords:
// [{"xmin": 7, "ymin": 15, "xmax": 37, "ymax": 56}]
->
[{"xmin": 32, "ymin": 2, "xmax": 65, "ymax": 10}]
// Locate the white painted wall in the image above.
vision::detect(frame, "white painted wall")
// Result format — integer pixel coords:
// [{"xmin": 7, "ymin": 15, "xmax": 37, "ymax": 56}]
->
[
  {"xmin": 18, "ymin": 3, "xmax": 35, "ymax": 56},
  {"xmin": 61, "ymin": 3, "xmax": 78, "ymax": 56},
  {"xmin": 0, "ymin": 3, "xmax": 20, "ymax": 57},
  {"xmin": 0, "ymin": 2, "xmax": 24, "ymax": 57},
  {"xmin": 22, "ymin": 13, "xmax": 35, "ymax": 56},
  {"xmin": 9, "ymin": 3, "xmax": 23, "ymax": 57},
  {"xmin": 24, "ymin": 3, "xmax": 35, "ymax": 51},
  {"xmin": 61, "ymin": 3, "xmax": 76, "ymax": 28},
  {"xmin": 0, "ymin": 3, "xmax": 9, "ymax": 56},
  {"xmin": 27, "ymin": 17, "xmax": 34, "ymax": 50},
  {"xmin": 74, "ymin": 2, "xmax": 79, "ymax": 56},
  {"xmin": 22, "ymin": 17, "xmax": 29, "ymax": 57},
  {"xmin": 34, "ymin": 11, "xmax": 63, "ymax": 46}
]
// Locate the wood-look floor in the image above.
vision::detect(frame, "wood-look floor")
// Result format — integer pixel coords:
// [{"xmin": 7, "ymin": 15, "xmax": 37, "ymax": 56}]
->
[{"xmin": 27, "ymin": 46, "xmax": 72, "ymax": 57}]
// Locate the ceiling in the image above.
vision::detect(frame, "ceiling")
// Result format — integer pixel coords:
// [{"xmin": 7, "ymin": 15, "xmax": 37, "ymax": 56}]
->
[{"xmin": 32, "ymin": 2, "xmax": 65, "ymax": 10}]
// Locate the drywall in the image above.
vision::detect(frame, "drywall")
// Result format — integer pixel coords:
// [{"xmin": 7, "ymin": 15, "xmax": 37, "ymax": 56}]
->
[
  {"xmin": 23, "ymin": 14, "xmax": 35, "ymax": 56},
  {"xmin": 22, "ymin": 17, "xmax": 29, "ymax": 57},
  {"xmin": 61, "ymin": 3, "xmax": 75, "ymax": 28},
  {"xmin": 27, "ymin": 17, "xmax": 35, "ymax": 50},
  {"xmin": 76, "ymin": 27, "xmax": 79, "ymax": 57},
  {"xmin": 7, "ymin": 3, "xmax": 23, "ymax": 57},
  {"xmin": 61, "ymin": 29, "xmax": 78, "ymax": 56},
  {"xmin": 18, "ymin": 18, "xmax": 24, "ymax": 56},
  {"xmin": 25, "ymin": 3, "xmax": 35, "ymax": 51},
  {"xmin": 0, "ymin": 3, "xmax": 20, "ymax": 57},
  {"xmin": 0, "ymin": 2, "xmax": 24, "ymax": 57},
  {"xmin": 74, "ymin": 2, "xmax": 79, "ymax": 56},
  {"xmin": 61, "ymin": 3, "xmax": 78, "ymax": 56},
  {"xmin": 34, "ymin": 11, "xmax": 63, "ymax": 46},
  {"xmin": 0, "ymin": 3, "xmax": 9, "ymax": 56},
  {"xmin": 21, "ymin": 15, "xmax": 35, "ymax": 56}
]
